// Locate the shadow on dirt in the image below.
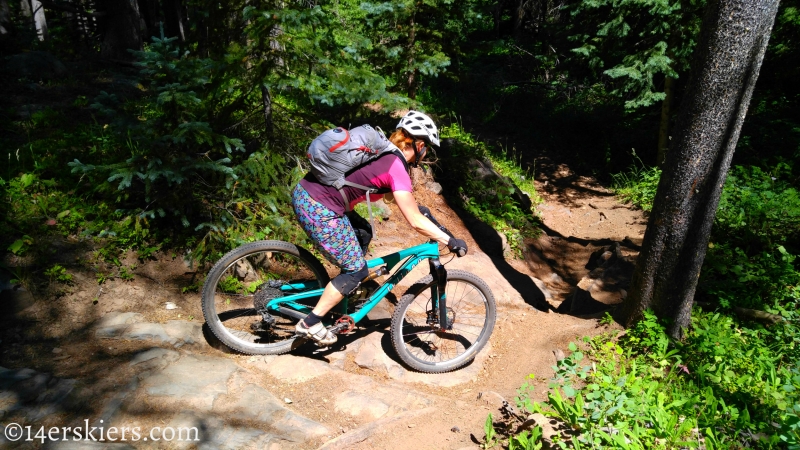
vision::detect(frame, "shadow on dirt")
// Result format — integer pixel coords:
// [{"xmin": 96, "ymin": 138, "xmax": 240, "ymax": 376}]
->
[{"xmin": 446, "ymin": 205, "xmax": 552, "ymax": 313}]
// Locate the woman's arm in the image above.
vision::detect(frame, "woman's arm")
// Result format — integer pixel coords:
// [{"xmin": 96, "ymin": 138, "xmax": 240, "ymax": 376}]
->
[{"xmin": 392, "ymin": 191, "xmax": 451, "ymax": 245}]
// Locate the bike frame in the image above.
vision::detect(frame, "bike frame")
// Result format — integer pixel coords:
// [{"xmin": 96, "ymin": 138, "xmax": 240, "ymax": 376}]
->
[{"xmin": 263, "ymin": 241, "xmax": 449, "ymax": 328}]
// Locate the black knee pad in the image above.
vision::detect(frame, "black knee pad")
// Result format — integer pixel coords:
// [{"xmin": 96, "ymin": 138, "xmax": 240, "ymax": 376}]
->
[{"xmin": 331, "ymin": 264, "xmax": 369, "ymax": 296}]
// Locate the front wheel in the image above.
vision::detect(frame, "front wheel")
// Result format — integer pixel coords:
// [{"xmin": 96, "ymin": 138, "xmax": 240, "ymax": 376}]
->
[
  {"xmin": 201, "ymin": 240, "xmax": 330, "ymax": 355},
  {"xmin": 390, "ymin": 270, "xmax": 496, "ymax": 373}
]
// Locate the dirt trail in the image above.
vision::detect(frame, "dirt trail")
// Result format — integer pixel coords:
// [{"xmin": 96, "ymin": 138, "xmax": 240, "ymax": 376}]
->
[
  {"xmin": 0, "ymin": 163, "xmax": 646, "ymax": 450},
  {"xmin": 337, "ymin": 164, "xmax": 646, "ymax": 449}
]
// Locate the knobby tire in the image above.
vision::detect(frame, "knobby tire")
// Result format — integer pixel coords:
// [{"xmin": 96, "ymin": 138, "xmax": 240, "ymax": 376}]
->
[
  {"xmin": 390, "ymin": 270, "xmax": 496, "ymax": 373},
  {"xmin": 201, "ymin": 240, "xmax": 330, "ymax": 355}
]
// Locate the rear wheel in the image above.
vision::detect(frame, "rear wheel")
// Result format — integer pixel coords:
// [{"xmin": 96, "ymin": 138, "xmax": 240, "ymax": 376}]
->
[
  {"xmin": 390, "ymin": 270, "xmax": 496, "ymax": 373},
  {"xmin": 201, "ymin": 240, "xmax": 330, "ymax": 355}
]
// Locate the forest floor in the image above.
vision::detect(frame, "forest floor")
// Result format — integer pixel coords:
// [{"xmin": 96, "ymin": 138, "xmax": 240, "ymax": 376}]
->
[{"xmin": 0, "ymin": 154, "xmax": 648, "ymax": 449}]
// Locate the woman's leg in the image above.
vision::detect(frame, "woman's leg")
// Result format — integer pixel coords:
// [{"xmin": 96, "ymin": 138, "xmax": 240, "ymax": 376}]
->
[{"xmin": 292, "ymin": 184, "xmax": 367, "ymax": 316}]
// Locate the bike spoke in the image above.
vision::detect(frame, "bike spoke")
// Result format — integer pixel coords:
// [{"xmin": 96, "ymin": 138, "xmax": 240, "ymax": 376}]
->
[
  {"xmin": 203, "ymin": 242, "xmax": 330, "ymax": 354},
  {"xmin": 394, "ymin": 272, "xmax": 494, "ymax": 369}
]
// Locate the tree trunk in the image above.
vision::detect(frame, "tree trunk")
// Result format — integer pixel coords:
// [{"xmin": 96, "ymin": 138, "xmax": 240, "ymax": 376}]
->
[
  {"xmin": 31, "ymin": 0, "xmax": 47, "ymax": 40},
  {"xmin": 261, "ymin": 85, "xmax": 273, "ymax": 137},
  {"xmin": 657, "ymin": 75, "xmax": 674, "ymax": 165},
  {"xmin": 493, "ymin": 0, "xmax": 502, "ymax": 37},
  {"xmin": 512, "ymin": 0, "xmax": 529, "ymax": 40},
  {"xmin": 406, "ymin": 10, "xmax": 417, "ymax": 99},
  {"xmin": 137, "ymin": 0, "xmax": 158, "ymax": 40},
  {"xmin": 163, "ymin": 0, "xmax": 185, "ymax": 41},
  {"xmin": 620, "ymin": 0, "xmax": 780, "ymax": 338},
  {"xmin": 0, "ymin": 0, "xmax": 10, "ymax": 35},
  {"xmin": 99, "ymin": 0, "xmax": 143, "ymax": 60}
]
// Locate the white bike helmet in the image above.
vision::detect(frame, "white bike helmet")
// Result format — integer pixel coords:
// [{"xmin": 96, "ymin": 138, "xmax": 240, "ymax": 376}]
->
[{"xmin": 396, "ymin": 110, "xmax": 440, "ymax": 147}]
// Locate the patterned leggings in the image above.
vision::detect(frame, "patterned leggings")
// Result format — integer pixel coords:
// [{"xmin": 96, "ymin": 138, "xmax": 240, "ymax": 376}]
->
[{"xmin": 291, "ymin": 184, "xmax": 365, "ymax": 272}]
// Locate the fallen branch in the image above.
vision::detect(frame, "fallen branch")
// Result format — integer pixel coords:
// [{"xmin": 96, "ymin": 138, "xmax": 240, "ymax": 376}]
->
[{"xmin": 733, "ymin": 306, "xmax": 784, "ymax": 324}]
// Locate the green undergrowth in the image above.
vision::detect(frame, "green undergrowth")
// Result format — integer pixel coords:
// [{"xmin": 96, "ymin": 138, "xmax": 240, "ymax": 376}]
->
[
  {"xmin": 610, "ymin": 151, "xmax": 662, "ymax": 212},
  {"xmin": 1, "ymin": 36, "xmax": 314, "ymax": 287},
  {"xmin": 492, "ymin": 310, "xmax": 800, "ymax": 449},
  {"xmin": 438, "ymin": 122, "xmax": 542, "ymax": 257},
  {"xmin": 703, "ymin": 164, "xmax": 800, "ymax": 307},
  {"xmin": 611, "ymin": 162, "xmax": 800, "ymax": 315}
]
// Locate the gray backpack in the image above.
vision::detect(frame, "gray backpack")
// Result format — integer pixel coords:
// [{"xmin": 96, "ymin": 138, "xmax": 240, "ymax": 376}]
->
[
  {"xmin": 307, "ymin": 125, "xmax": 406, "ymax": 211},
  {"xmin": 307, "ymin": 124, "xmax": 407, "ymax": 236}
]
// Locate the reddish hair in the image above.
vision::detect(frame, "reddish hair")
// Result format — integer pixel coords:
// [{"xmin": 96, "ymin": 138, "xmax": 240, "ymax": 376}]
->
[{"xmin": 389, "ymin": 128, "xmax": 413, "ymax": 151}]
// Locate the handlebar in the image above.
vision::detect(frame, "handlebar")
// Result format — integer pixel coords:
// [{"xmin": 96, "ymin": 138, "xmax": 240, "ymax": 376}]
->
[{"xmin": 418, "ymin": 205, "xmax": 467, "ymax": 257}]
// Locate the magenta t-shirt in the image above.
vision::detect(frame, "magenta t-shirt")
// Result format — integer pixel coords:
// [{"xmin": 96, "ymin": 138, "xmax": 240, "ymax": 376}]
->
[{"xmin": 300, "ymin": 153, "xmax": 412, "ymax": 216}]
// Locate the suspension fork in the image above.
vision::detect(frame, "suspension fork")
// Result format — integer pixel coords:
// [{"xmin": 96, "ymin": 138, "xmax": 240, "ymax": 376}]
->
[{"xmin": 428, "ymin": 258, "xmax": 450, "ymax": 330}]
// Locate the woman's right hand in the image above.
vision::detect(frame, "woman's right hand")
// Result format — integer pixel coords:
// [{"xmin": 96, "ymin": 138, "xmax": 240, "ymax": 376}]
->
[{"xmin": 447, "ymin": 237, "xmax": 468, "ymax": 257}]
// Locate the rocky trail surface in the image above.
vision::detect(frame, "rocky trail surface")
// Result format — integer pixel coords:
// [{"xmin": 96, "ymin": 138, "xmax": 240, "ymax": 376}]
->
[{"xmin": 0, "ymin": 163, "xmax": 646, "ymax": 450}]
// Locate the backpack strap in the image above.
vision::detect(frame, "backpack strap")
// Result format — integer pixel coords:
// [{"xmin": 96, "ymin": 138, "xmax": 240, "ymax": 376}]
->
[
  {"xmin": 338, "ymin": 180, "xmax": 377, "ymax": 238},
  {"xmin": 336, "ymin": 150, "xmax": 409, "ymax": 239},
  {"xmin": 329, "ymin": 127, "xmax": 350, "ymax": 152},
  {"xmin": 391, "ymin": 148, "xmax": 410, "ymax": 173}
]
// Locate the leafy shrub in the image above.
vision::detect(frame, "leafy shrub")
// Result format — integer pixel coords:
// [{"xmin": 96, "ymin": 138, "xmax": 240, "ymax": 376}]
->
[
  {"xmin": 700, "ymin": 165, "xmax": 800, "ymax": 311},
  {"xmin": 190, "ymin": 151, "xmax": 306, "ymax": 263},
  {"xmin": 48, "ymin": 34, "xmax": 309, "ymax": 264},
  {"xmin": 69, "ymin": 35, "xmax": 244, "ymax": 227},
  {"xmin": 610, "ymin": 152, "xmax": 661, "ymax": 212},
  {"xmin": 44, "ymin": 264, "xmax": 73, "ymax": 283},
  {"xmin": 611, "ymin": 162, "xmax": 800, "ymax": 313},
  {"xmin": 715, "ymin": 164, "xmax": 800, "ymax": 250},
  {"xmin": 505, "ymin": 310, "xmax": 800, "ymax": 449},
  {"xmin": 701, "ymin": 242, "xmax": 800, "ymax": 310}
]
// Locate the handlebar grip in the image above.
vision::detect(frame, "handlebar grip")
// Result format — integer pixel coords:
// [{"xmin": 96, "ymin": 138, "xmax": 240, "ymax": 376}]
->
[{"xmin": 454, "ymin": 246, "xmax": 467, "ymax": 257}]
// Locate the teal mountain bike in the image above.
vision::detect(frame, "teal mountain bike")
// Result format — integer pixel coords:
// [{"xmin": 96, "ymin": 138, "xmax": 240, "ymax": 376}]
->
[{"xmin": 201, "ymin": 211, "xmax": 496, "ymax": 373}]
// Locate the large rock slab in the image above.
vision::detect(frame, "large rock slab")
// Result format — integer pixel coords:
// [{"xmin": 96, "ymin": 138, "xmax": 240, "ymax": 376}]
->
[
  {"xmin": 213, "ymin": 383, "xmax": 330, "ymax": 442},
  {"xmin": 120, "ymin": 322, "xmax": 170, "ymax": 342},
  {"xmin": 334, "ymin": 377, "xmax": 433, "ymax": 420},
  {"xmin": 318, "ymin": 407, "xmax": 435, "ymax": 450},
  {"xmin": 96, "ymin": 313, "xmax": 202, "ymax": 347},
  {"xmin": 335, "ymin": 391, "xmax": 390, "ymax": 419},
  {"xmin": 94, "ymin": 312, "xmax": 145, "ymax": 338},
  {"xmin": 0, "ymin": 367, "xmax": 76, "ymax": 423},
  {"xmin": 44, "ymin": 442, "xmax": 135, "ymax": 450},
  {"xmin": 266, "ymin": 354, "xmax": 335, "ymax": 383},
  {"xmin": 139, "ymin": 354, "xmax": 239, "ymax": 410},
  {"xmin": 163, "ymin": 321, "xmax": 203, "ymax": 346},
  {"xmin": 163, "ymin": 411, "xmax": 279, "ymax": 450},
  {"xmin": 129, "ymin": 348, "xmax": 180, "ymax": 372}
]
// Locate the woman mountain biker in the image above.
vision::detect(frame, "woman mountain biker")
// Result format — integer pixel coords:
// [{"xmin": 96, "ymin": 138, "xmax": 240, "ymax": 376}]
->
[{"xmin": 291, "ymin": 110, "xmax": 469, "ymax": 345}]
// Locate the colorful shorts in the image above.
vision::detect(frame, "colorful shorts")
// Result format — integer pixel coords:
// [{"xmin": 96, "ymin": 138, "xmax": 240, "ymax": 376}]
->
[{"xmin": 292, "ymin": 184, "xmax": 365, "ymax": 272}]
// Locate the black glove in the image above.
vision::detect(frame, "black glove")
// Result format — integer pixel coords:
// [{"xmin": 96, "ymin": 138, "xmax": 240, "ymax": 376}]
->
[{"xmin": 447, "ymin": 237, "xmax": 468, "ymax": 257}]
